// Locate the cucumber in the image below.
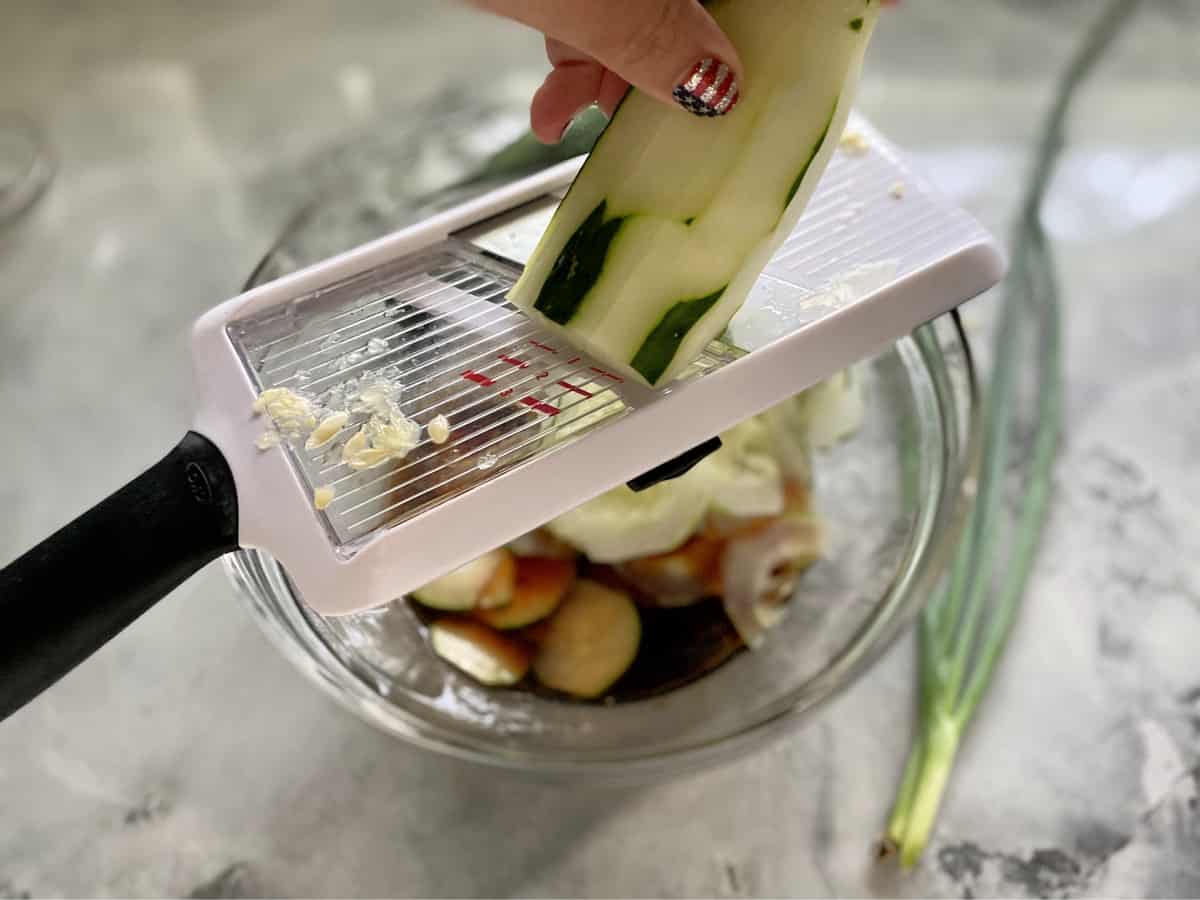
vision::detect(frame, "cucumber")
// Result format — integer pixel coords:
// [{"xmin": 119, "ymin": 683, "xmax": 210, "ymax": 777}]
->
[
  {"xmin": 506, "ymin": 529, "xmax": 578, "ymax": 561},
  {"xmin": 532, "ymin": 580, "xmax": 641, "ymax": 699},
  {"xmin": 692, "ymin": 417, "xmax": 785, "ymax": 518},
  {"xmin": 430, "ymin": 619, "xmax": 531, "ymax": 687},
  {"xmin": 509, "ymin": 0, "xmax": 880, "ymax": 386},
  {"xmin": 544, "ymin": 411, "xmax": 785, "ymax": 562},
  {"xmin": 793, "ymin": 368, "xmax": 865, "ymax": 449},
  {"xmin": 476, "ymin": 557, "xmax": 576, "ymax": 630},
  {"xmin": 617, "ymin": 535, "xmax": 724, "ymax": 608},
  {"xmin": 758, "ymin": 367, "xmax": 863, "ymax": 491},
  {"xmin": 546, "ymin": 477, "xmax": 710, "ymax": 564},
  {"xmin": 412, "ymin": 549, "xmax": 510, "ymax": 612},
  {"xmin": 548, "ymin": 383, "xmax": 625, "ymax": 447}
]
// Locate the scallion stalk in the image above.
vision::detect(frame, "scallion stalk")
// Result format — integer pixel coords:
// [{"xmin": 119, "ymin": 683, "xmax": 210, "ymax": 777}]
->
[{"xmin": 882, "ymin": 0, "xmax": 1143, "ymax": 868}]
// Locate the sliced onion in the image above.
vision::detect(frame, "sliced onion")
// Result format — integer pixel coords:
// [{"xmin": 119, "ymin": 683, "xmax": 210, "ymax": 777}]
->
[{"xmin": 720, "ymin": 518, "xmax": 823, "ymax": 648}]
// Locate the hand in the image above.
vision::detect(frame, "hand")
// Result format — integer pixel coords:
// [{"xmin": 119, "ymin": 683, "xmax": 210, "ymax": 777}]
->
[{"xmin": 467, "ymin": 0, "xmax": 744, "ymax": 143}]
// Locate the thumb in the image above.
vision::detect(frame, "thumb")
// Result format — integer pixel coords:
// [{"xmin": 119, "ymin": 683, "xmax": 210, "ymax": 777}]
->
[{"xmin": 476, "ymin": 0, "xmax": 744, "ymax": 118}]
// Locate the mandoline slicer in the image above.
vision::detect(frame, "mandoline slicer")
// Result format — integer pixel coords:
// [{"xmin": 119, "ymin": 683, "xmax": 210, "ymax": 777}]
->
[{"xmin": 0, "ymin": 113, "xmax": 1003, "ymax": 720}]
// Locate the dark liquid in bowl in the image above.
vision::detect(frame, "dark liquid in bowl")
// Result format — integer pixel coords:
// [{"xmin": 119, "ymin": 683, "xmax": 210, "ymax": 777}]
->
[{"xmin": 592, "ymin": 597, "xmax": 747, "ymax": 703}]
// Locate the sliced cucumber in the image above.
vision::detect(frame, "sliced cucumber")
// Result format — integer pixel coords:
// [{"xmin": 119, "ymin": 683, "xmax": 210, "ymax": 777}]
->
[
  {"xmin": 532, "ymin": 580, "xmax": 641, "ymax": 699},
  {"xmin": 477, "ymin": 557, "xmax": 576, "ymax": 630},
  {"xmin": 761, "ymin": 394, "xmax": 816, "ymax": 487},
  {"xmin": 506, "ymin": 529, "xmax": 578, "ymax": 561},
  {"xmin": 543, "ymin": 412, "xmax": 784, "ymax": 562},
  {"xmin": 794, "ymin": 367, "xmax": 865, "ymax": 449},
  {"xmin": 757, "ymin": 368, "xmax": 863, "ymax": 490},
  {"xmin": 546, "ymin": 477, "xmax": 710, "ymax": 564},
  {"xmin": 693, "ymin": 417, "xmax": 785, "ymax": 518},
  {"xmin": 477, "ymin": 549, "xmax": 517, "ymax": 610},
  {"xmin": 430, "ymin": 618, "xmax": 531, "ymax": 687},
  {"xmin": 617, "ymin": 535, "xmax": 724, "ymax": 608},
  {"xmin": 509, "ymin": 0, "xmax": 879, "ymax": 386},
  {"xmin": 545, "ymin": 383, "xmax": 625, "ymax": 448},
  {"xmin": 412, "ymin": 549, "xmax": 507, "ymax": 612}
]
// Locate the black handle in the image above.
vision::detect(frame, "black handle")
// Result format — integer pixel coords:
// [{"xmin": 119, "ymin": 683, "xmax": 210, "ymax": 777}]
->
[{"xmin": 0, "ymin": 432, "xmax": 238, "ymax": 721}]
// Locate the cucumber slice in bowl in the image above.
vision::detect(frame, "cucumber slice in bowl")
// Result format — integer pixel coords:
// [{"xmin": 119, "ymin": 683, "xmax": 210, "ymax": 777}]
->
[
  {"xmin": 771, "ymin": 368, "xmax": 866, "ymax": 451},
  {"xmin": 543, "ymin": 412, "xmax": 785, "ymax": 564},
  {"xmin": 532, "ymin": 580, "xmax": 641, "ymax": 700},
  {"xmin": 616, "ymin": 535, "xmax": 724, "ymax": 609},
  {"xmin": 506, "ymin": 529, "xmax": 577, "ymax": 561},
  {"xmin": 412, "ymin": 548, "xmax": 515, "ymax": 612},
  {"xmin": 430, "ymin": 619, "xmax": 532, "ymax": 687},
  {"xmin": 692, "ymin": 417, "xmax": 785, "ymax": 519},
  {"xmin": 476, "ymin": 557, "xmax": 576, "ymax": 630},
  {"xmin": 509, "ymin": 0, "xmax": 881, "ymax": 386},
  {"xmin": 546, "ymin": 478, "xmax": 710, "ymax": 564}
]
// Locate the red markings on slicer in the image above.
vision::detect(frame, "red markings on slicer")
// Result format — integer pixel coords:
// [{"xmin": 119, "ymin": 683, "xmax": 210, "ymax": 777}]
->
[
  {"xmin": 529, "ymin": 340, "xmax": 558, "ymax": 354},
  {"xmin": 557, "ymin": 381, "xmax": 594, "ymax": 398},
  {"xmin": 462, "ymin": 370, "xmax": 496, "ymax": 387},
  {"xmin": 589, "ymin": 367, "xmax": 624, "ymax": 383},
  {"xmin": 520, "ymin": 397, "xmax": 560, "ymax": 416},
  {"xmin": 463, "ymin": 369, "xmax": 562, "ymax": 417},
  {"xmin": 498, "ymin": 354, "xmax": 529, "ymax": 369}
]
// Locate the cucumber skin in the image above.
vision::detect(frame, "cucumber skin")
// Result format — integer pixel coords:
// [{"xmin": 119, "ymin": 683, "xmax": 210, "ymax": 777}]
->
[
  {"xmin": 784, "ymin": 102, "xmax": 839, "ymax": 209},
  {"xmin": 630, "ymin": 288, "xmax": 726, "ymax": 385},
  {"xmin": 533, "ymin": 201, "xmax": 627, "ymax": 325}
]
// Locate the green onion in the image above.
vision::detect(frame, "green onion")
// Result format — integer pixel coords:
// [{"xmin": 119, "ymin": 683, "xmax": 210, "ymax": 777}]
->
[{"xmin": 882, "ymin": 0, "xmax": 1143, "ymax": 868}]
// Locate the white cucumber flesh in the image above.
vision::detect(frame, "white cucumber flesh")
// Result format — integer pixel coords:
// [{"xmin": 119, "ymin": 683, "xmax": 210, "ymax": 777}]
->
[
  {"xmin": 508, "ymin": 0, "xmax": 880, "ymax": 387},
  {"xmin": 544, "ymin": 411, "xmax": 791, "ymax": 562},
  {"xmin": 797, "ymin": 368, "xmax": 866, "ymax": 449},
  {"xmin": 532, "ymin": 580, "xmax": 641, "ymax": 699},
  {"xmin": 692, "ymin": 417, "xmax": 785, "ymax": 518},
  {"xmin": 412, "ymin": 550, "xmax": 504, "ymax": 611},
  {"xmin": 546, "ymin": 477, "xmax": 710, "ymax": 564}
]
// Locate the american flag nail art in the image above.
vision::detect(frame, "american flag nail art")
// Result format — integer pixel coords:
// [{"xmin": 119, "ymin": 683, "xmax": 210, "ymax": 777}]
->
[{"xmin": 673, "ymin": 58, "xmax": 740, "ymax": 118}]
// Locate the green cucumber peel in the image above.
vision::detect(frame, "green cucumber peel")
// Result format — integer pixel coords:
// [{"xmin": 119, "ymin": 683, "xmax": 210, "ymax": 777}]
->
[
  {"xmin": 532, "ymin": 200, "xmax": 627, "ymax": 325},
  {"xmin": 630, "ymin": 287, "xmax": 727, "ymax": 385}
]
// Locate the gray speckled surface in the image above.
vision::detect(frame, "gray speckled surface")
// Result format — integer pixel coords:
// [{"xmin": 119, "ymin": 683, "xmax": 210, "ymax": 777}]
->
[{"xmin": 2, "ymin": 1, "xmax": 1199, "ymax": 897}]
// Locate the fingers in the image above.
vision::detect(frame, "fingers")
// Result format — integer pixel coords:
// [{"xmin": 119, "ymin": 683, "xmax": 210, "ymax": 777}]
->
[
  {"xmin": 473, "ymin": 0, "xmax": 901, "ymax": 141},
  {"xmin": 530, "ymin": 38, "xmax": 630, "ymax": 144},
  {"xmin": 579, "ymin": 0, "xmax": 742, "ymax": 116},
  {"xmin": 473, "ymin": 0, "xmax": 743, "ymax": 117},
  {"xmin": 596, "ymin": 69, "xmax": 629, "ymax": 117},
  {"xmin": 530, "ymin": 60, "xmax": 605, "ymax": 143},
  {"xmin": 543, "ymin": 36, "xmax": 589, "ymax": 69}
]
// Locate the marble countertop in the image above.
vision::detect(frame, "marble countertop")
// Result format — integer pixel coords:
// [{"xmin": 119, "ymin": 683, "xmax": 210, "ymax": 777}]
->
[{"xmin": 2, "ymin": 1, "xmax": 1198, "ymax": 896}]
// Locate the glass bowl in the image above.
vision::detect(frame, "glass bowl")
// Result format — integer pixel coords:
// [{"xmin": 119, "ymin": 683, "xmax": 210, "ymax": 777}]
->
[{"xmin": 226, "ymin": 102, "xmax": 980, "ymax": 780}]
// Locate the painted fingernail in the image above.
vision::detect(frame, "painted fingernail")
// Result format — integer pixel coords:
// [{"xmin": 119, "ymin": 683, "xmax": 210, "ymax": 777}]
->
[{"xmin": 673, "ymin": 58, "xmax": 740, "ymax": 118}]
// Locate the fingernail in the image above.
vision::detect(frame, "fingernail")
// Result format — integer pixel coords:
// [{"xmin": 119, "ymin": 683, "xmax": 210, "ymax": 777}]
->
[
  {"xmin": 673, "ymin": 58, "xmax": 740, "ymax": 118},
  {"xmin": 558, "ymin": 113, "xmax": 578, "ymax": 143}
]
